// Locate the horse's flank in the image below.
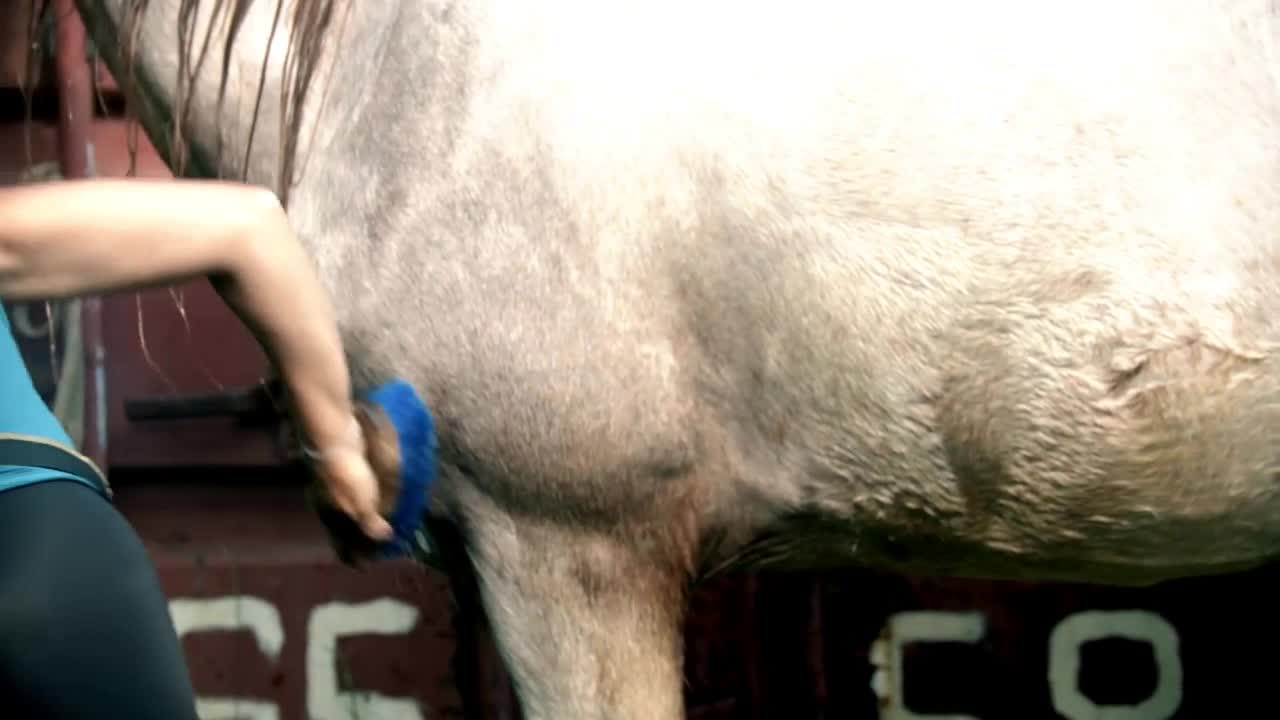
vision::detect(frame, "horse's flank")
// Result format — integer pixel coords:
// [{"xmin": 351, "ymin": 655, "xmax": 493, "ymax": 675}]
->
[{"xmin": 73, "ymin": 0, "xmax": 1280, "ymax": 582}]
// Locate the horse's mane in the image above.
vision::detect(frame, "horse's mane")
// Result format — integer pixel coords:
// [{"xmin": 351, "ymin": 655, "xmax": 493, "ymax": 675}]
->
[{"xmin": 26, "ymin": 0, "xmax": 344, "ymax": 207}]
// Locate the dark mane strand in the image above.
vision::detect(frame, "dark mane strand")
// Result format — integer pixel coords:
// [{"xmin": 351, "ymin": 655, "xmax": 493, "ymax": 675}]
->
[{"xmin": 52, "ymin": 0, "xmax": 342, "ymax": 207}]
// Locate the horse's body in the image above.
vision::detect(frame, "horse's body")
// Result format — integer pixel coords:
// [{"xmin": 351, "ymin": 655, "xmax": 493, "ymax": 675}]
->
[{"xmin": 76, "ymin": 0, "xmax": 1280, "ymax": 716}]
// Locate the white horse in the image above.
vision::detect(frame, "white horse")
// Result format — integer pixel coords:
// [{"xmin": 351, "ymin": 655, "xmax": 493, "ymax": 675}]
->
[{"xmin": 75, "ymin": 0, "xmax": 1280, "ymax": 717}]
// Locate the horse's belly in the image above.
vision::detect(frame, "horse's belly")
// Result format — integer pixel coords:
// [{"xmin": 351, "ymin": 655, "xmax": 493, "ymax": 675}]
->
[
  {"xmin": 720, "ymin": 496, "xmax": 1280, "ymax": 586},
  {"xmin": 691, "ymin": 208, "xmax": 1280, "ymax": 584}
]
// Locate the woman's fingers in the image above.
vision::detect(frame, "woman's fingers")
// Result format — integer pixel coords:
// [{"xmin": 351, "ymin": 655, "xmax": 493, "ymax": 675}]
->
[{"xmin": 320, "ymin": 447, "xmax": 393, "ymax": 541}]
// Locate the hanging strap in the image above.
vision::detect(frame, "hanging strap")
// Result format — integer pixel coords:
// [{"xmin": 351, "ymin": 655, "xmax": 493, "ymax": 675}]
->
[{"xmin": 0, "ymin": 433, "xmax": 111, "ymax": 498}]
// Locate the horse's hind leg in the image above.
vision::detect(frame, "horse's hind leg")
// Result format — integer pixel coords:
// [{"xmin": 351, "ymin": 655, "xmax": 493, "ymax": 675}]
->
[{"xmin": 462, "ymin": 511, "xmax": 690, "ymax": 720}]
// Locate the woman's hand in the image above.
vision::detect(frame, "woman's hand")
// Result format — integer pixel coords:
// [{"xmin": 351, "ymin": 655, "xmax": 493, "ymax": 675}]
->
[
  {"xmin": 305, "ymin": 400, "xmax": 405, "ymax": 564},
  {"xmin": 304, "ymin": 426, "xmax": 393, "ymax": 542}
]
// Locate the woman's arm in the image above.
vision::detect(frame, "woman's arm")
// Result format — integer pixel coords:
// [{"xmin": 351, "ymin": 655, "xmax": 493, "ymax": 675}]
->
[{"xmin": 0, "ymin": 178, "xmax": 391, "ymax": 540}]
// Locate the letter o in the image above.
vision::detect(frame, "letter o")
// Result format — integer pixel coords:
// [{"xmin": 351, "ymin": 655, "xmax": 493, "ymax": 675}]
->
[{"xmin": 1048, "ymin": 610, "xmax": 1182, "ymax": 720}]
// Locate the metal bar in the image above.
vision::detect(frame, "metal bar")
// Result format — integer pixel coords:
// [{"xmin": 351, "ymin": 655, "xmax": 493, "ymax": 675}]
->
[
  {"xmin": 123, "ymin": 383, "xmax": 280, "ymax": 423},
  {"xmin": 52, "ymin": 0, "xmax": 108, "ymax": 471}
]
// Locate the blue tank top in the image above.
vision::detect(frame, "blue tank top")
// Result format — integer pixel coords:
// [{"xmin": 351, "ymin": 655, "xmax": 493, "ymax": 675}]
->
[{"xmin": 0, "ymin": 305, "xmax": 99, "ymax": 494}]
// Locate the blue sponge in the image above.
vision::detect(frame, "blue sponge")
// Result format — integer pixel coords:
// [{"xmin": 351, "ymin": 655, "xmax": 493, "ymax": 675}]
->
[{"xmin": 359, "ymin": 379, "xmax": 438, "ymax": 559}]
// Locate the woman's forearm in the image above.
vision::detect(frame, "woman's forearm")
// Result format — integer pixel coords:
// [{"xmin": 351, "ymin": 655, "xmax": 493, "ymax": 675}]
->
[
  {"xmin": 212, "ymin": 219, "xmax": 356, "ymax": 455},
  {"xmin": 0, "ymin": 178, "xmax": 355, "ymax": 453},
  {"xmin": 0, "ymin": 178, "xmax": 390, "ymax": 538},
  {"xmin": 1, "ymin": 179, "xmax": 264, "ymax": 296}
]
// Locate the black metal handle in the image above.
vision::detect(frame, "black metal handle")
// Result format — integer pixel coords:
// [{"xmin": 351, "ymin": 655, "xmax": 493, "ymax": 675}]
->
[{"xmin": 123, "ymin": 381, "xmax": 284, "ymax": 423}]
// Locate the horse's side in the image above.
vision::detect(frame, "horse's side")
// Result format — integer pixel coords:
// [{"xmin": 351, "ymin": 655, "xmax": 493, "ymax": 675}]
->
[{"xmin": 76, "ymin": 0, "xmax": 1280, "ymax": 717}]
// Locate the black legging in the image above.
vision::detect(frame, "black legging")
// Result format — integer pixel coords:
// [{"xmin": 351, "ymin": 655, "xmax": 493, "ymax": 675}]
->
[{"xmin": 0, "ymin": 479, "xmax": 199, "ymax": 719}]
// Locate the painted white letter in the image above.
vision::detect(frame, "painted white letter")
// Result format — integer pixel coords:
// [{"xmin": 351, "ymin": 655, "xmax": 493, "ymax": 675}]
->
[
  {"xmin": 306, "ymin": 598, "xmax": 424, "ymax": 720},
  {"xmin": 869, "ymin": 610, "xmax": 987, "ymax": 720},
  {"xmin": 169, "ymin": 596, "xmax": 285, "ymax": 720},
  {"xmin": 1048, "ymin": 610, "xmax": 1182, "ymax": 720}
]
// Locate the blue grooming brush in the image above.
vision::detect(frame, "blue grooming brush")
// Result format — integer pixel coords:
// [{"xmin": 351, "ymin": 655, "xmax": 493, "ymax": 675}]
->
[{"xmin": 358, "ymin": 378, "xmax": 438, "ymax": 560}]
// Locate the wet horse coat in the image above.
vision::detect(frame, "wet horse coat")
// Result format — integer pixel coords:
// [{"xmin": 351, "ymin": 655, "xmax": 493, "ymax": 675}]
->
[{"xmin": 75, "ymin": 0, "xmax": 1280, "ymax": 716}]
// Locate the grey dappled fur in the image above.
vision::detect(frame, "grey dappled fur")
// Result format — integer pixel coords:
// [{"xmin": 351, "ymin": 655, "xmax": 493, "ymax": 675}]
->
[{"xmin": 75, "ymin": 1, "xmax": 1280, "ymax": 717}]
